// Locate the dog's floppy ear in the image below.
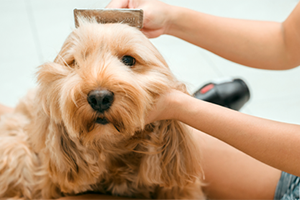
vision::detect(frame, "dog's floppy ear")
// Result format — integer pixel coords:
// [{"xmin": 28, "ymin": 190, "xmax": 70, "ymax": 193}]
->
[
  {"xmin": 26, "ymin": 106, "xmax": 80, "ymax": 194},
  {"xmin": 138, "ymin": 120, "xmax": 203, "ymax": 188},
  {"xmin": 29, "ymin": 113, "xmax": 79, "ymax": 182},
  {"xmin": 160, "ymin": 121, "xmax": 202, "ymax": 187},
  {"xmin": 47, "ymin": 122, "xmax": 80, "ymax": 184}
]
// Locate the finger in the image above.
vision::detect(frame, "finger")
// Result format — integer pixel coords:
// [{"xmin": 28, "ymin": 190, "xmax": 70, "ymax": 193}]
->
[
  {"xmin": 141, "ymin": 28, "xmax": 162, "ymax": 39},
  {"xmin": 106, "ymin": 0, "xmax": 130, "ymax": 8},
  {"xmin": 141, "ymin": 30, "xmax": 151, "ymax": 38}
]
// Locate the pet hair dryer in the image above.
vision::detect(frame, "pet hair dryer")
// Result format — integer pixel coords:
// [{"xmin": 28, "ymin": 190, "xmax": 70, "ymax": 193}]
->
[{"xmin": 193, "ymin": 78, "xmax": 250, "ymax": 111}]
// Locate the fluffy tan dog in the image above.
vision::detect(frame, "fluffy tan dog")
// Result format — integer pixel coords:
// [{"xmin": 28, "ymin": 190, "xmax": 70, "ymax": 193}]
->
[{"xmin": 0, "ymin": 19, "xmax": 204, "ymax": 199}]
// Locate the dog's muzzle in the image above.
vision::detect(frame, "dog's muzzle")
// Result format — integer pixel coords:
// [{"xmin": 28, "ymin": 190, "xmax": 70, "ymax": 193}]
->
[{"xmin": 87, "ymin": 89, "xmax": 114, "ymax": 114}]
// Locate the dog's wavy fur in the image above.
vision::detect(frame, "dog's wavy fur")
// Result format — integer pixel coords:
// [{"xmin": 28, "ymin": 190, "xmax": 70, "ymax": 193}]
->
[{"xmin": 0, "ymin": 19, "xmax": 204, "ymax": 199}]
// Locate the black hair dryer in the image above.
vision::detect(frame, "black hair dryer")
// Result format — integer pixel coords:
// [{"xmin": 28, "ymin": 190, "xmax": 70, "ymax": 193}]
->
[{"xmin": 193, "ymin": 78, "xmax": 250, "ymax": 111}]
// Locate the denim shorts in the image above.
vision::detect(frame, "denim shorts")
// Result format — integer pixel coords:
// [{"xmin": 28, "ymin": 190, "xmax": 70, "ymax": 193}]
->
[{"xmin": 274, "ymin": 171, "xmax": 300, "ymax": 200}]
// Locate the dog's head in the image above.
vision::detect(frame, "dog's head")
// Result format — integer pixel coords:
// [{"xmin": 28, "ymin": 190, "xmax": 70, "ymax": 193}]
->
[
  {"xmin": 36, "ymin": 20, "xmax": 180, "ymax": 145},
  {"xmin": 30, "ymin": 20, "xmax": 202, "ymax": 196}
]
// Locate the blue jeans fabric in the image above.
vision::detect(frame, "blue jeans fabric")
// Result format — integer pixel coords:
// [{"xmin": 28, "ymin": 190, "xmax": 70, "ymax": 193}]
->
[{"xmin": 274, "ymin": 171, "xmax": 300, "ymax": 200}]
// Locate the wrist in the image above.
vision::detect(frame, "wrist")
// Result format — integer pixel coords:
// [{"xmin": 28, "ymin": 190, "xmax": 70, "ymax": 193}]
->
[
  {"xmin": 164, "ymin": 5, "xmax": 187, "ymax": 36},
  {"xmin": 163, "ymin": 5, "xmax": 180, "ymax": 36},
  {"xmin": 165, "ymin": 90, "xmax": 190, "ymax": 121}
]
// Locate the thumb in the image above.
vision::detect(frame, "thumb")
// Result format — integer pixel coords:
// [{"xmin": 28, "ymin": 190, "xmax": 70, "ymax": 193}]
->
[{"xmin": 141, "ymin": 28, "xmax": 163, "ymax": 39}]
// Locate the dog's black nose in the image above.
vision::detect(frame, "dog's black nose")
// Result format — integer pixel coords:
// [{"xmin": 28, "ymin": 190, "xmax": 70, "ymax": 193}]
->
[{"xmin": 87, "ymin": 89, "xmax": 114, "ymax": 113}]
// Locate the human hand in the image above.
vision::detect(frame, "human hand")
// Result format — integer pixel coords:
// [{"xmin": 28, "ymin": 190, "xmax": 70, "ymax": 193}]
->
[
  {"xmin": 145, "ymin": 89, "xmax": 185, "ymax": 124},
  {"xmin": 106, "ymin": 0, "xmax": 173, "ymax": 38}
]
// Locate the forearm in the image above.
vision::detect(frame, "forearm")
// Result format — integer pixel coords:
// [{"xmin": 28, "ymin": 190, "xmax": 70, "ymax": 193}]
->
[
  {"xmin": 165, "ymin": 6, "xmax": 293, "ymax": 70},
  {"xmin": 171, "ymin": 92, "xmax": 300, "ymax": 176}
]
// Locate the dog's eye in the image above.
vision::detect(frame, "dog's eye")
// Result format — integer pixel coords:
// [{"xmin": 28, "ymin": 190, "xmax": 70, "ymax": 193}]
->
[
  {"xmin": 121, "ymin": 55, "xmax": 136, "ymax": 67},
  {"xmin": 65, "ymin": 59, "xmax": 75, "ymax": 67},
  {"xmin": 70, "ymin": 60, "xmax": 75, "ymax": 66},
  {"xmin": 68, "ymin": 59, "xmax": 78, "ymax": 68}
]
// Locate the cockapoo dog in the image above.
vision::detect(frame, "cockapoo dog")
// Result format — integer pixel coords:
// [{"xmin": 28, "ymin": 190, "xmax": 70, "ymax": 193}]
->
[{"xmin": 0, "ymin": 19, "xmax": 205, "ymax": 199}]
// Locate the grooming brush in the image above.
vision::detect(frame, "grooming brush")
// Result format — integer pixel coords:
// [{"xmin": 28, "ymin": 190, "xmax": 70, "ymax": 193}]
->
[{"xmin": 74, "ymin": 8, "xmax": 143, "ymax": 29}]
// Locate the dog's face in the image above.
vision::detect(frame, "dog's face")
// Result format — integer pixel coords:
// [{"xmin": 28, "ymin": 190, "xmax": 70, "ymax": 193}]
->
[
  {"xmin": 29, "ymin": 21, "xmax": 202, "ymax": 196},
  {"xmin": 37, "ymin": 21, "xmax": 177, "ymax": 145}
]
